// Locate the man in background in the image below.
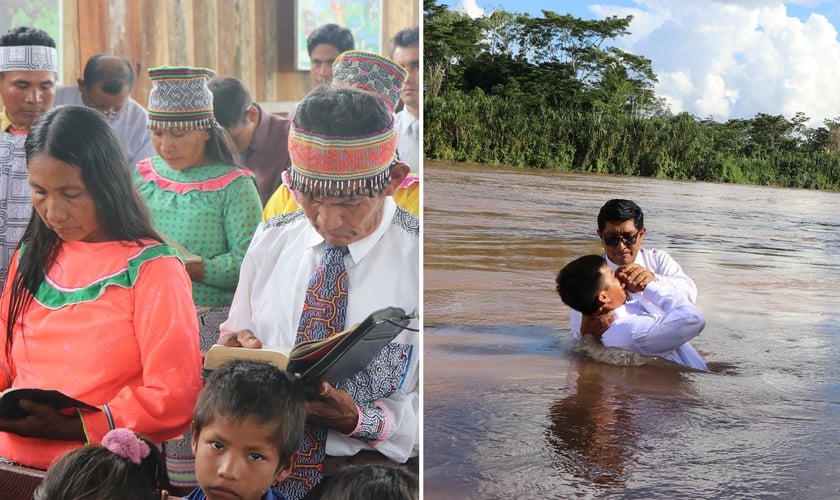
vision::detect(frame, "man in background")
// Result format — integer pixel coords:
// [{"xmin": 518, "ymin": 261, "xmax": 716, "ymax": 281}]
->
[
  {"xmin": 53, "ymin": 53, "xmax": 155, "ymax": 168},
  {"xmin": 0, "ymin": 26, "xmax": 58, "ymax": 289},
  {"xmin": 307, "ymin": 23, "xmax": 354, "ymax": 86},
  {"xmin": 209, "ymin": 76, "xmax": 291, "ymax": 205},
  {"xmin": 390, "ymin": 27, "xmax": 420, "ymax": 170}
]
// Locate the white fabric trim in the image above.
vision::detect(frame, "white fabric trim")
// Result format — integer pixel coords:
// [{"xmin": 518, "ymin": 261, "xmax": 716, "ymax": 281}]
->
[{"xmin": 0, "ymin": 45, "xmax": 58, "ymax": 72}]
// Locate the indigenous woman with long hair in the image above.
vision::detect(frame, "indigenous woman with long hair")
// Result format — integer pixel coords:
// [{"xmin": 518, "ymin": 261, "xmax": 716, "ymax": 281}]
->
[{"xmin": 0, "ymin": 105, "xmax": 202, "ymax": 470}]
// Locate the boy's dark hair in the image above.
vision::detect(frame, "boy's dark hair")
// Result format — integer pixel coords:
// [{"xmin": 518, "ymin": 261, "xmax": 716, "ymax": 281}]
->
[
  {"xmin": 35, "ymin": 434, "xmax": 170, "ymax": 500},
  {"xmin": 390, "ymin": 27, "xmax": 419, "ymax": 56},
  {"xmin": 208, "ymin": 77, "xmax": 251, "ymax": 128},
  {"xmin": 306, "ymin": 23, "xmax": 354, "ymax": 55},
  {"xmin": 556, "ymin": 255, "xmax": 608, "ymax": 316},
  {"xmin": 193, "ymin": 360, "xmax": 306, "ymax": 464},
  {"xmin": 83, "ymin": 54, "xmax": 135, "ymax": 94},
  {"xmin": 0, "ymin": 26, "xmax": 56, "ymax": 48},
  {"xmin": 308, "ymin": 464, "xmax": 419, "ymax": 500},
  {"xmin": 597, "ymin": 199, "xmax": 644, "ymax": 232}
]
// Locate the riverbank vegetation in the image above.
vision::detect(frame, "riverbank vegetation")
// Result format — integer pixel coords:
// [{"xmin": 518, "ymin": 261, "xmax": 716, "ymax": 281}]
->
[{"xmin": 423, "ymin": 0, "xmax": 840, "ymax": 190}]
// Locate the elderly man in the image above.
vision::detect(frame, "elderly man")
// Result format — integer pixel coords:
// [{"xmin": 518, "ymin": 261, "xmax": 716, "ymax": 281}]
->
[
  {"xmin": 0, "ymin": 26, "xmax": 57, "ymax": 288},
  {"xmin": 209, "ymin": 76, "xmax": 291, "ymax": 205},
  {"xmin": 53, "ymin": 53, "xmax": 155, "ymax": 168},
  {"xmin": 570, "ymin": 199, "xmax": 698, "ymax": 340},
  {"xmin": 390, "ymin": 27, "xmax": 420, "ymax": 170},
  {"xmin": 220, "ymin": 85, "xmax": 418, "ymax": 499}
]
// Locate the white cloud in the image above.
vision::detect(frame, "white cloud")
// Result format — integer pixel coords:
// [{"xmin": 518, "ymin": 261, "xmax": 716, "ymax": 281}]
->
[
  {"xmin": 585, "ymin": 0, "xmax": 840, "ymax": 126},
  {"xmin": 453, "ymin": 0, "xmax": 485, "ymax": 18}
]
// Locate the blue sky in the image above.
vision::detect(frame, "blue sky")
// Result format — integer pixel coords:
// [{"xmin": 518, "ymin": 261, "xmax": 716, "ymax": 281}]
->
[{"xmin": 439, "ymin": 0, "xmax": 840, "ymax": 126}]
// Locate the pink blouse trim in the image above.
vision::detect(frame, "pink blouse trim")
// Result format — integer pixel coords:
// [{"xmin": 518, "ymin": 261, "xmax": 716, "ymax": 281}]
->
[{"xmin": 136, "ymin": 158, "xmax": 255, "ymax": 194}]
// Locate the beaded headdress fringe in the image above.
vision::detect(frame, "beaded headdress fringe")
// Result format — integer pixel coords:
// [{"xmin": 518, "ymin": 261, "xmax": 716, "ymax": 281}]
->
[{"xmin": 288, "ymin": 119, "xmax": 398, "ymax": 197}]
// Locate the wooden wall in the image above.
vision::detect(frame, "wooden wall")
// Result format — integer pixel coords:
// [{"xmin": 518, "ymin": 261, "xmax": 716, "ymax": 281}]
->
[{"xmin": 60, "ymin": 0, "xmax": 419, "ymax": 111}]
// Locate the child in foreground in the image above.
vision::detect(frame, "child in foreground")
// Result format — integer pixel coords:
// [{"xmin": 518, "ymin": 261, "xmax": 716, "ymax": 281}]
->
[
  {"xmin": 306, "ymin": 463, "xmax": 419, "ymax": 500},
  {"xmin": 35, "ymin": 428, "xmax": 172, "ymax": 499},
  {"xmin": 185, "ymin": 359, "xmax": 306, "ymax": 500}
]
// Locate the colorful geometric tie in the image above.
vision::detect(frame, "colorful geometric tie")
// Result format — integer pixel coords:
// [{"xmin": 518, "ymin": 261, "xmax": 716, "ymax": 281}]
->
[{"xmin": 281, "ymin": 244, "xmax": 348, "ymax": 499}]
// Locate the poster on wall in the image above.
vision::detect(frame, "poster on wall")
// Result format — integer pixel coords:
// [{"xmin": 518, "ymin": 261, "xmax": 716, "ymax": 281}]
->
[
  {"xmin": 296, "ymin": 0, "xmax": 383, "ymax": 71},
  {"xmin": 0, "ymin": 0, "xmax": 62, "ymax": 81}
]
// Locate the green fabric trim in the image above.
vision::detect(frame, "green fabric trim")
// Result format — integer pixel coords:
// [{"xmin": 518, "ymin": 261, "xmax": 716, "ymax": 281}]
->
[
  {"xmin": 78, "ymin": 408, "xmax": 91, "ymax": 446},
  {"xmin": 31, "ymin": 244, "xmax": 179, "ymax": 309}
]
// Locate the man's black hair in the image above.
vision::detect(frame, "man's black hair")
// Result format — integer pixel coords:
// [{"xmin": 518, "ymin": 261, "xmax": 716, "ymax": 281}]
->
[
  {"xmin": 306, "ymin": 23, "xmax": 354, "ymax": 55},
  {"xmin": 0, "ymin": 26, "xmax": 56, "ymax": 48}
]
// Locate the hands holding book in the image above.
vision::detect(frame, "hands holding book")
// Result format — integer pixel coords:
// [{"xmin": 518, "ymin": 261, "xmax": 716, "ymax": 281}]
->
[
  {"xmin": 218, "ymin": 329, "xmax": 264, "ymax": 349},
  {"xmin": 210, "ymin": 307, "xmax": 417, "ymax": 434},
  {"xmin": 215, "ymin": 330, "xmax": 361, "ymax": 433},
  {"xmin": 0, "ymin": 398, "xmax": 86, "ymax": 441},
  {"xmin": 304, "ymin": 380, "xmax": 359, "ymax": 434}
]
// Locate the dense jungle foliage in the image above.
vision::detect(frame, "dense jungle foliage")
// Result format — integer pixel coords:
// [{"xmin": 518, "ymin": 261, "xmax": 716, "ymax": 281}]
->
[{"xmin": 423, "ymin": 0, "xmax": 840, "ymax": 190}]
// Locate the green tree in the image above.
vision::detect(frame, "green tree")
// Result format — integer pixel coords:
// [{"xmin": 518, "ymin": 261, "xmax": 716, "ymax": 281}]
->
[{"xmin": 423, "ymin": 0, "xmax": 486, "ymax": 96}]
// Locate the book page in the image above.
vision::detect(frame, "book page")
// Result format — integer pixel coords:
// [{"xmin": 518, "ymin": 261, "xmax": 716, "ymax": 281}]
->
[{"xmin": 203, "ymin": 345, "xmax": 291, "ymax": 371}]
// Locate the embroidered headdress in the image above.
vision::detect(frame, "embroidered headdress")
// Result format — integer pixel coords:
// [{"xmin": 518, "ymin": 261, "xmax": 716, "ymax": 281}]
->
[
  {"xmin": 0, "ymin": 45, "xmax": 58, "ymax": 72},
  {"xmin": 147, "ymin": 66, "xmax": 216, "ymax": 130},
  {"xmin": 288, "ymin": 85, "xmax": 398, "ymax": 198},
  {"xmin": 331, "ymin": 50, "xmax": 407, "ymax": 112}
]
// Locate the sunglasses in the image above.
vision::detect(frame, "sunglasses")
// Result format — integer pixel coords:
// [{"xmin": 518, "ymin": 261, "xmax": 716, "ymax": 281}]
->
[{"xmin": 601, "ymin": 231, "xmax": 640, "ymax": 247}]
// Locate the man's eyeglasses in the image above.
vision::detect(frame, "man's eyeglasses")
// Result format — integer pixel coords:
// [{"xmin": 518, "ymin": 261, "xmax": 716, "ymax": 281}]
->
[
  {"xmin": 89, "ymin": 104, "xmax": 120, "ymax": 119},
  {"xmin": 601, "ymin": 232, "xmax": 640, "ymax": 247}
]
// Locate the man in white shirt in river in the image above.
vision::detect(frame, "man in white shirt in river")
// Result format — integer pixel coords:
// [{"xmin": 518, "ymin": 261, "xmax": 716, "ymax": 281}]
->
[
  {"xmin": 556, "ymin": 254, "xmax": 707, "ymax": 370},
  {"xmin": 570, "ymin": 198, "xmax": 698, "ymax": 340}
]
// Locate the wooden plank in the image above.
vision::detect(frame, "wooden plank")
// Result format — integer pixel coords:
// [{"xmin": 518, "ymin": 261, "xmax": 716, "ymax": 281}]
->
[
  {"xmin": 237, "ymin": 0, "xmax": 256, "ymax": 92},
  {"xmin": 253, "ymin": 0, "xmax": 269, "ymax": 100},
  {"xmin": 108, "ymin": 0, "xmax": 129, "ymax": 55},
  {"xmin": 124, "ymin": 0, "xmax": 148, "ymax": 103},
  {"xmin": 132, "ymin": 0, "xmax": 171, "ymax": 104},
  {"xmin": 382, "ymin": 0, "xmax": 420, "ymax": 55},
  {"xmin": 61, "ymin": 0, "xmax": 80, "ymax": 85},
  {"xmin": 59, "ymin": 0, "xmax": 419, "ymax": 106},
  {"xmin": 215, "ymin": 0, "xmax": 239, "ymax": 77},
  {"xmin": 192, "ymin": 0, "xmax": 217, "ymax": 70},
  {"xmin": 76, "ymin": 0, "xmax": 110, "ymax": 69},
  {"xmin": 167, "ymin": 0, "xmax": 194, "ymax": 65}
]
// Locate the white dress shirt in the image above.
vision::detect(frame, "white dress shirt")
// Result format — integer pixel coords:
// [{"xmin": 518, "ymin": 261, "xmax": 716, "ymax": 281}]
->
[
  {"xmin": 395, "ymin": 108, "xmax": 419, "ymax": 171},
  {"xmin": 222, "ymin": 197, "xmax": 419, "ymax": 461},
  {"xmin": 570, "ymin": 247, "xmax": 698, "ymax": 340},
  {"xmin": 600, "ymin": 280, "xmax": 708, "ymax": 370},
  {"xmin": 54, "ymin": 86, "xmax": 156, "ymax": 169}
]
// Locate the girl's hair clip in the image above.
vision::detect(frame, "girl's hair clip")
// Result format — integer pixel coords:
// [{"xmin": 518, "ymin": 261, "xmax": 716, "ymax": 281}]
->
[{"xmin": 102, "ymin": 428, "xmax": 150, "ymax": 465}]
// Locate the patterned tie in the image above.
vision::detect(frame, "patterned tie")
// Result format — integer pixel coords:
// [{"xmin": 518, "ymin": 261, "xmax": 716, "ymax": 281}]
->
[{"xmin": 282, "ymin": 243, "xmax": 348, "ymax": 499}]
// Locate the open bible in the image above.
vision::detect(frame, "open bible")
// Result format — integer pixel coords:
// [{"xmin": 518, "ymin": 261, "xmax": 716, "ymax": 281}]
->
[
  {"xmin": 0, "ymin": 388, "xmax": 100, "ymax": 420},
  {"xmin": 203, "ymin": 306, "xmax": 417, "ymax": 384}
]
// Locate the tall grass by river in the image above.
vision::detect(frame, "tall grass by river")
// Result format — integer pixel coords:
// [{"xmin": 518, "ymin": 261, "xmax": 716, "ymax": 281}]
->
[{"xmin": 425, "ymin": 90, "xmax": 840, "ymax": 190}]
